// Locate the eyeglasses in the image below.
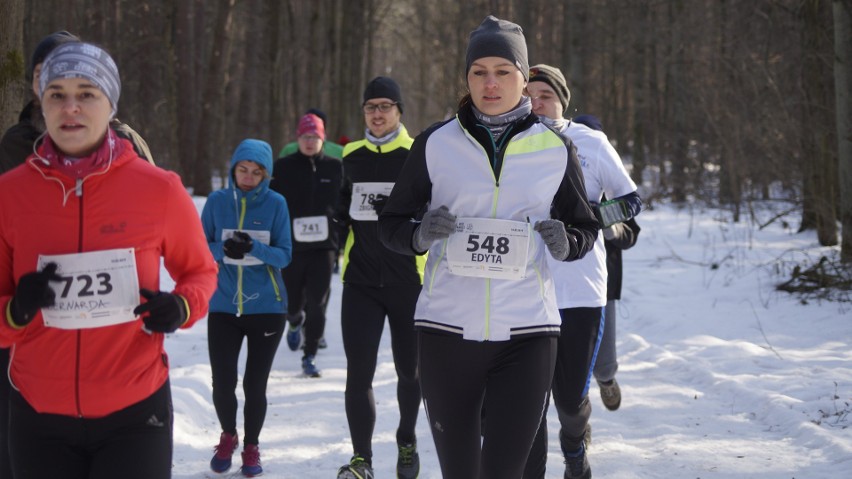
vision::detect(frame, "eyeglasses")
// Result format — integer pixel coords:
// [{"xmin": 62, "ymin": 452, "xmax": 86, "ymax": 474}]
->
[{"xmin": 363, "ymin": 102, "xmax": 397, "ymax": 114}]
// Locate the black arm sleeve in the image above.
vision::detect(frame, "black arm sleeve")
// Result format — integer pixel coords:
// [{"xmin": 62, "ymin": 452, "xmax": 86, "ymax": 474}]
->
[
  {"xmin": 379, "ymin": 127, "xmax": 435, "ymax": 256},
  {"xmin": 552, "ymin": 140, "xmax": 600, "ymax": 261}
]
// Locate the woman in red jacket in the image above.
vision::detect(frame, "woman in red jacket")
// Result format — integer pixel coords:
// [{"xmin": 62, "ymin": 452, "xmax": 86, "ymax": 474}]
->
[{"xmin": 0, "ymin": 42, "xmax": 217, "ymax": 479}]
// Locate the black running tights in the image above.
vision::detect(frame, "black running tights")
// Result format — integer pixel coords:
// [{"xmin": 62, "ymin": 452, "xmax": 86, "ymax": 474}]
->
[
  {"xmin": 281, "ymin": 249, "xmax": 336, "ymax": 356},
  {"xmin": 340, "ymin": 283, "xmax": 422, "ymax": 460},
  {"xmin": 208, "ymin": 312, "xmax": 286, "ymax": 445},
  {"xmin": 523, "ymin": 306, "xmax": 605, "ymax": 478},
  {"xmin": 419, "ymin": 331, "xmax": 557, "ymax": 479},
  {"xmin": 9, "ymin": 381, "xmax": 173, "ymax": 479}
]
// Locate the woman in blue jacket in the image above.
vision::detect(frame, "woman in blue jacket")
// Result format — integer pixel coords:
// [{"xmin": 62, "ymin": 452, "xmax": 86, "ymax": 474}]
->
[{"xmin": 201, "ymin": 139, "xmax": 293, "ymax": 477}]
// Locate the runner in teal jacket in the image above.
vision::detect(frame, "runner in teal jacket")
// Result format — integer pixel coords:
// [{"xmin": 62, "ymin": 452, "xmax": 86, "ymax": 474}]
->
[
  {"xmin": 202, "ymin": 139, "xmax": 292, "ymax": 315},
  {"xmin": 200, "ymin": 139, "xmax": 292, "ymax": 476}
]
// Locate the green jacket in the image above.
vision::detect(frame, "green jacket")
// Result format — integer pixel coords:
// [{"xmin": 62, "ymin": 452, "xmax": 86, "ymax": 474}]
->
[{"xmin": 278, "ymin": 141, "xmax": 343, "ymax": 160}]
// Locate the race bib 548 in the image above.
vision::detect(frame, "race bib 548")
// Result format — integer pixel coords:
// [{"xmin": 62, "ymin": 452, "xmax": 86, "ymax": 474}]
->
[{"xmin": 446, "ymin": 218, "xmax": 530, "ymax": 280}]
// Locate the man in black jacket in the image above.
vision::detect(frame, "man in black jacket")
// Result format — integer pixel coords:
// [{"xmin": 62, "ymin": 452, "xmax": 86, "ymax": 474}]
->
[
  {"xmin": 270, "ymin": 113, "xmax": 343, "ymax": 378},
  {"xmin": 335, "ymin": 77, "xmax": 423, "ymax": 479}
]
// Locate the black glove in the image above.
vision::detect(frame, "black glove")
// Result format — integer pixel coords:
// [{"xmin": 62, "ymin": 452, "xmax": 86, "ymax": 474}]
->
[
  {"xmin": 9, "ymin": 263, "xmax": 62, "ymax": 327},
  {"xmin": 224, "ymin": 231, "xmax": 254, "ymax": 259},
  {"xmin": 133, "ymin": 288, "xmax": 188, "ymax": 333},
  {"xmin": 413, "ymin": 206, "xmax": 457, "ymax": 252},
  {"xmin": 534, "ymin": 219, "xmax": 572, "ymax": 261},
  {"xmin": 368, "ymin": 194, "xmax": 389, "ymax": 215}
]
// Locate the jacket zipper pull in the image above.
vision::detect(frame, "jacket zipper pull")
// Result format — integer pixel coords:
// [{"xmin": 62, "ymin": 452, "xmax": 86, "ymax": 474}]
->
[{"xmin": 75, "ymin": 178, "xmax": 83, "ymax": 197}]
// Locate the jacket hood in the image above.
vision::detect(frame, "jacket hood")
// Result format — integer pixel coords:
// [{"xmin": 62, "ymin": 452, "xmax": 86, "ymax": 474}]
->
[{"xmin": 228, "ymin": 139, "xmax": 273, "ymax": 196}]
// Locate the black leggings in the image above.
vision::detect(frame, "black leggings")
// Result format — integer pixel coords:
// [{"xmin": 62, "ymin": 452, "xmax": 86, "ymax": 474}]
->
[
  {"xmin": 340, "ymin": 283, "xmax": 421, "ymax": 460},
  {"xmin": 524, "ymin": 306, "xmax": 604, "ymax": 479},
  {"xmin": 281, "ymin": 249, "xmax": 336, "ymax": 356},
  {"xmin": 419, "ymin": 331, "xmax": 557, "ymax": 479},
  {"xmin": 208, "ymin": 312, "xmax": 286, "ymax": 445},
  {"xmin": 9, "ymin": 380, "xmax": 173, "ymax": 479}
]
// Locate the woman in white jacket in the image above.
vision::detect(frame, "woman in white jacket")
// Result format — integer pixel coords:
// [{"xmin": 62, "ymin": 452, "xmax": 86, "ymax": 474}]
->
[{"xmin": 378, "ymin": 15, "xmax": 599, "ymax": 479}]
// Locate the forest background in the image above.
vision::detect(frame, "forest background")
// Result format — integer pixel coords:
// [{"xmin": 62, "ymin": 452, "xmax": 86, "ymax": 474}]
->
[{"xmin": 1, "ymin": 0, "xmax": 851, "ymax": 267}]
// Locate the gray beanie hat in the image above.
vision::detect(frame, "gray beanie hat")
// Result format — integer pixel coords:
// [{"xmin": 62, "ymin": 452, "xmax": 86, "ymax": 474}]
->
[
  {"xmin": 466, "ymin": 15, "xmax": 529, "ymax": 81},
  {"xmin": 529, "ymin": 64, "xmax": 571, "ymax": 112},
  {"xmin": 39, "ymin": 42, "xmax": 121, "ymax": 116}
]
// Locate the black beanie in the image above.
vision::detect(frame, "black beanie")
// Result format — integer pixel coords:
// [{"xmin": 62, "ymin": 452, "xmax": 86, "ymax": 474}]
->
[
  {"xmin": 529, "ymin": 64, "xmax": 571, "ymax": 113},
  {"xmin": 466, "ymin": 15, "xmax": 529, "ymax": 81},
  {"xmin": 363, "ymin": 76, "xmax": 403, "ymax": 114},
  {"xmin": 305, "ymin": 108, "xmax": 329, "ymax": 126},
  {"xmin": 572, "ymin": 114, "xmax": 603, "ymax": 132},
  {"xmin": 28, "ymin": 31, "xmax": 80, "ymax": 80}
]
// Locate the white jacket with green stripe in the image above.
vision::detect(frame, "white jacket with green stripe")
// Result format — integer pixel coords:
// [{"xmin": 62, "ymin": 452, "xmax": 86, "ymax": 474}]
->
[{"xmin": 378, "ymin": 104, "xmax": 599, "ymax": 341}]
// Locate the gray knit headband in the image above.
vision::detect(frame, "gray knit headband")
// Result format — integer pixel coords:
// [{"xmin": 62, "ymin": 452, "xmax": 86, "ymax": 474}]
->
[{"xmin": 39, "ymin": 42, "xmax": 121, "ymax": 115}]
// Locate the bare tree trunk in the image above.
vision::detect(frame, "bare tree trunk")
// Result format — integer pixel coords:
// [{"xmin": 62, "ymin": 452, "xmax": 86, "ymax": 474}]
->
[
  {"xmin": 111, "ymin": 0, "xmax": 175, "ymax": 168},
  {"xmin": 190, "ymin": 0, "xmax": 236, "ymax": 196},
  {"xmin": 716, "ymin": 0, "xmax": 742, "ymax": 218},
  {"xmin": 629, "ymin": 1, "xmax": 655, "ymax": 191},
  {"xmin": 561, "ymin": 1, "xmax": 584, "ymax": 114},
  {"xmin": 665, "ymin": 1, "xmax": 689, "ymax": 205},
  {"xmin": 799, "ymin": 0, "xmax": 838, "ymax": 246},
  {"xmin": 233, "ymin": 0, "xmax": 267, "ymax": 144},
  {"xmin": 335, "ymin": 0, "xmax": 373, "ymax": 138},
  {"xmin": 266, "ymin": 0, "xmax": 285, "ymax": 150},
  {"xmin": 0, "ymin": 0, "xmax": 25, "ymax": 132},
  {"xmin": 173, "ymin": 0, "xmax": 201, "ymax": 176},
  {"xmin": 835, "ymin": 0, "xmax": 852, "ymax": 261}
]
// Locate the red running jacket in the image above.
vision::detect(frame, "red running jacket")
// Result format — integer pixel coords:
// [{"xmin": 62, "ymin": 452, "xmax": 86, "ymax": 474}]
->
[{"xmin": 0, "ymin": 138, "xmax": 217, "ymax": 418}]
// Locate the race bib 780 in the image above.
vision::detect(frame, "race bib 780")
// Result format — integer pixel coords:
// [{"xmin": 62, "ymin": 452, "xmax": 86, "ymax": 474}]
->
[{"xmin": 349, "ymin": 182, "xmax": 394, "ymax": 221}]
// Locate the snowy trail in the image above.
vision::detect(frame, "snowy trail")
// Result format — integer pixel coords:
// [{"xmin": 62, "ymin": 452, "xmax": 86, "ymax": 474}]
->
[{"xmin": 166, "ymin": 202, "xmax": 852, "ymax": 478}]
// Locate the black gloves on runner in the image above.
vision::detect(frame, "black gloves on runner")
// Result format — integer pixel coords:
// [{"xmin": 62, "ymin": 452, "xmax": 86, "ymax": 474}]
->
[
  {"xmin": 224, "ymin": 231, "xmax": 253, "ymax": 259},
  {"xmin": 413, "ymin": 206, "xmax": 457, "ymax": 253},
  {"xmin": 8, "ymin": 262, "xmax": 62, "ymax": 327},
  {"xmin": 134, "ymin": 288, "xmax": 188, "ymax": 333},
  {"xmin": 534, "ymin": 219, "xmax": 572, "ymax": 261},
  {"xmin": 369, "ymin": 194, "xmax": 389, "ymax": 215}
]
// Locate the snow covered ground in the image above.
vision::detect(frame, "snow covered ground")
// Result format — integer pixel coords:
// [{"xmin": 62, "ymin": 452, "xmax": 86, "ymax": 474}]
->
[{"xmin": 166, "ymin": 200, "xmax": 852, "ymax": 478}]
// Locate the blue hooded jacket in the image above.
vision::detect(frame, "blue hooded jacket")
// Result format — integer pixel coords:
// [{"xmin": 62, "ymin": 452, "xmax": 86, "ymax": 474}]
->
[{"xmin": 201, "ymin": 139, "xmax": 292, "ymax": 315}]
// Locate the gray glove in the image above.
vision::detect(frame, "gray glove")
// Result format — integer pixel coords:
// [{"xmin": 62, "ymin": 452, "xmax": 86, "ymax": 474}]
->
[
  {"xmin": 413, "ymin": 206, "xmax": 456, "ymax": 252},
  {"xmin": 534, "ymin": 219, "xmax": 572, "ymax": 261}
]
